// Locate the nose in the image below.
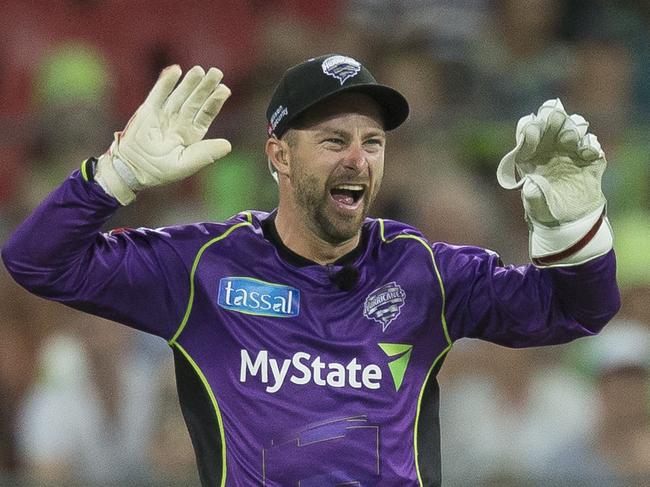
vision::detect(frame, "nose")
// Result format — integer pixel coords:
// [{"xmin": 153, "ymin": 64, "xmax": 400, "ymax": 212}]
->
[{"xmin": 342, "ymin": 143, "xmax": 367, "ymax": 172}]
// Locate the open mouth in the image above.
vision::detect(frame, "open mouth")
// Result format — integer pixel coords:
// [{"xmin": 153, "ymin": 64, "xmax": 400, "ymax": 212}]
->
[{"xmin": 329, "ymin": 184, "xmax": 365, "ymax": 209}]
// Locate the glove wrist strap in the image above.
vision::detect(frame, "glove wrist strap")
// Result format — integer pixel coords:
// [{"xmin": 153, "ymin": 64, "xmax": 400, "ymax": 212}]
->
[
  {"xmin": 112, "ymin": 156, "xmax": 142, "ymax": 191},
  {"xmin": 532, "ymin": 209, "xmax": 605, "ymax": 265},
  {"xmin": 530, "ymin": 205, "xmax": 613, "ymax": 267},
  {"xmin": 95, "ymin": 153, "xmax": 137, "ymax": 206}
]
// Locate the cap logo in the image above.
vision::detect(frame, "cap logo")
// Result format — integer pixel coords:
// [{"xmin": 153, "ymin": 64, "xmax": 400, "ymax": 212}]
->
[
  {"xmin": 269, "ymin": 105, "xmax": 289, "ymax": 135},
  {"xmin": 321, "ymin": 55, "xmax": 362, "ymax": 85}
]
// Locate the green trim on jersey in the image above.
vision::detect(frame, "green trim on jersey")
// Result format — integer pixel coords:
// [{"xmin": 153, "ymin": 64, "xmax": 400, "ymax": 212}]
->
[
  {"xmin": 240, "ymin": 211, "xmax": 253, "ymax": 224},
  {"xmin": 173, "ymin": 341, "xmax": 227, "ymax": 487},
  {"xmin": 81, "ymin": 158, "xmax": 91, "ymax": 182},
  {"xmin": 378, "ymin": 218, "xmax": 452, "ymax": 487},
  {"xmin": 414, "ymin": 344, "xmax": 451, "ymax": 485},
  {"xmin": 377, "ymin": 219, "xmax": 451, "ymax": 345},
  {"xmin": 168, "ymin": 221, "xmax": 253, "ymax": 345}
]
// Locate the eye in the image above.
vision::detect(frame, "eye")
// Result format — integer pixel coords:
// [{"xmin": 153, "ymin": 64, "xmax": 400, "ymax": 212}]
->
[
  {"xmin": 325, "ymin": 138, "xmax": 345, "ymax": 145},
  {"xmin": 322, "ymin": 137, "xmax": 346, "ymax": 150},
  {"xmin": 364, "ymin": 138, "xmax": 385, "ymax": 150}
]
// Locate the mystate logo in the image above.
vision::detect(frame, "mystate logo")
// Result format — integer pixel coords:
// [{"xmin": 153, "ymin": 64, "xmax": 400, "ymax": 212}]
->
[
  {"xmin": 217, "ymin": 277, "xmax": 300, "ymax": 318},
  {"xmin": 240, "ymin": 350, "xmax": 382, "ymax": 394},
  {"xmin": 239, "ymin": 344, "xmax": 413, "ymax": 394}
]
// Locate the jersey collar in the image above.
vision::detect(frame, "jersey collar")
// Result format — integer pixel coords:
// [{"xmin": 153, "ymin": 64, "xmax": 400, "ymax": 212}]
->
[{"xmin": 261, "ymin": 210, "xmax": 366, "ymax": 268}]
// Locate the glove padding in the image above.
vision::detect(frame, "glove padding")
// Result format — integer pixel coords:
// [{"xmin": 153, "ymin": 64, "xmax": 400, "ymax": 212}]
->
[
  {"xmin": 498, "ymin": 99, "xmax": 612, "ymax": 266},
  {"xmin": 497, "ymin": 98, "xmax": 606, "ymax": 226},
  {"xmin": 96, "ymin": 65, "xmax": 232, "ymax": 205}
]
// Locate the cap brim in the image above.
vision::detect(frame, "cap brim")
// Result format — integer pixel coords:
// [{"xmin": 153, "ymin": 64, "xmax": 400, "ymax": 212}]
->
[
  {"xmin": 287, "ymin": 83, "xmax": 409, "ymax": 133},
  {"xmin": 344, "ymin": 84, "xmax": 409, "ymax": 130}
]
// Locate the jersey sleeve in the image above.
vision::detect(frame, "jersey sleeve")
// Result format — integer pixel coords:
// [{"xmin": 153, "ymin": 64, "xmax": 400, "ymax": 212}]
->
[
  {"xmin": 432, "ymin": 243, "xmax": 621, "ymax": 347},
  {"xmin": 2, "ymin": 169, "xmax": 213, "ymax": 341}
]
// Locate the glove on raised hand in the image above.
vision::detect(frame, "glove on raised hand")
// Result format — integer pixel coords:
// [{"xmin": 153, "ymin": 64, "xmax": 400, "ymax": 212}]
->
[
  {"xmin": 497, "ymin": 99, "xmax": 612, "ymax": 266},
  {"xmin": 95, "ymin": 65, "xmax": 232, "ymax": 205}
]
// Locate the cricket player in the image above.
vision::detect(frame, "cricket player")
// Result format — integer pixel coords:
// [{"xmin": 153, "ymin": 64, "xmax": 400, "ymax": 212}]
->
[{"xmin": 2, "ymin": 55, "xmax": 620, "ymax": 486}]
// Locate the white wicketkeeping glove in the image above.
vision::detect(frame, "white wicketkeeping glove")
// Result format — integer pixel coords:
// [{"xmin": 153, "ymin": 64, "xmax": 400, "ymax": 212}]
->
[
  {"xmin": 95, "ymin": 65, "xmax": 232, "ymax": 205},
  {"xmin": 497, "ymin": 99, "xmax": 613, "ymax": 266}
]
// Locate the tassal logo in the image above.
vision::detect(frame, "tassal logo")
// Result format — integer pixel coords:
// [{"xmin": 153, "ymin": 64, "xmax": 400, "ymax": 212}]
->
[{"xmin": 217, "ymin": 277, "xmax": 299, "ymax": 318}]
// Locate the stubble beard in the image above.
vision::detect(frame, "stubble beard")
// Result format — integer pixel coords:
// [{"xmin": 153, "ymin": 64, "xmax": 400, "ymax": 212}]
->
[{"xmin": 292, "ymin": 169, "xmax": 378, "ymax": 244}]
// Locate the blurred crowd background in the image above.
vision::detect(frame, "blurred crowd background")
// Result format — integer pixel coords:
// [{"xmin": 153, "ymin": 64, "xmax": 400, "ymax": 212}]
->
[{"xmin": 1, "ymin": 0, "xmax": 649, "ymax": 486}]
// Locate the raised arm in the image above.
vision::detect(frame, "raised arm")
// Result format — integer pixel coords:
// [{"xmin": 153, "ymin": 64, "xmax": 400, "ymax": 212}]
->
[
  {"xmin": 438, "ymin": 100, "xmax": 620, "ymax": 346},
  {"xmin": 435, "ymin": 243, "xmax": 619, "ymax": 347},
  {"xmin": 2, "ymin": 66, "xmax": 232, "ymax": 340}
]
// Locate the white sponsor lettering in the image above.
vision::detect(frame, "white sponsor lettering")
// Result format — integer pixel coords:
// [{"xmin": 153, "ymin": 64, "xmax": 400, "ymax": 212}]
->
[
  {"xmin": 240, "ymin": 350, "xmax": 383, "ymax": 393},
  {"xmin": 224, "ymin": 280, "xmax": 295, "ymax": 314},
  {"xmin": 270, "ymin": 105, "xmax": 289, "ymax": 131}
]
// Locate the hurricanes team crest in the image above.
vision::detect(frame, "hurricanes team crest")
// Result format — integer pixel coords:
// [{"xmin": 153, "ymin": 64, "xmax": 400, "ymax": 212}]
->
[
  {"xmin": 321, "ymin": 55, "xmax": 362, "ymax": 85},
  {"xmin": 364, "ymin": 282, "xmax": 406, "ymax": 332}
]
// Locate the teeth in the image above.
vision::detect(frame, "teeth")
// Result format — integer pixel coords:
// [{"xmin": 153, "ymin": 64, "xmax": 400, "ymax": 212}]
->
[{"xmin": 335, "ymin": 184, "xmax": 364, "ymax": 191}]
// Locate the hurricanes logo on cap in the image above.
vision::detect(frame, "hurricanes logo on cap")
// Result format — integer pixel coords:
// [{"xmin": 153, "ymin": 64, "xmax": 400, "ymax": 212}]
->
[{"xmin": 321, "ymin": 55, "xmax": 362, "ymax": 85}]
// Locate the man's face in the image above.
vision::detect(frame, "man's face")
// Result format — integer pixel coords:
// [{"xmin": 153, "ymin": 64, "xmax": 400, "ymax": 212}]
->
[{"xmin": 282, "ymin": 93, "xmax": 386, "ymax": 243}]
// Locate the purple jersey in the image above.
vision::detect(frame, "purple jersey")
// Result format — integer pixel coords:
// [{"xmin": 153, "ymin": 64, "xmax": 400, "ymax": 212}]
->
[{"xmin": 2, "ymin": 170, "xmax": 620, "ymax": 486}]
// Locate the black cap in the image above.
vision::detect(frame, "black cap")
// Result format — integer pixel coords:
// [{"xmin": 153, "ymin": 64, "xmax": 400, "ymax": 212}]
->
[{"xmin": 266, "ymin": 54, "xmax": 409, "ymax": 138}]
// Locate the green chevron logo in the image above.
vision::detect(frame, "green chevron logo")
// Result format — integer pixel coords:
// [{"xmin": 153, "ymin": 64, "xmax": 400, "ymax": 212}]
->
[{"xmin": 378, "ymin": 343, "xmax": 413, "ymax": 391}]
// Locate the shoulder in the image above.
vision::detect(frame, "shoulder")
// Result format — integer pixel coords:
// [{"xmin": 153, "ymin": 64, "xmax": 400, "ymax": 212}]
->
[
  {"xmin": 362, "ymin": 217, "xmax": 437, "ymax": 268},
  {"xmin": 430, "ymin": 241, "xmax": 502, "ymax": 259},
  {"xmin": 364, "ymin": 217, "xmax": 427, "ymax": 243},
  {"xmin": 104, "ymin": 210, "xmax": 264, "ymax": 247},
  {"xmin": 364, "ymin": 217, "xmax": 503, "ymax": 267}
]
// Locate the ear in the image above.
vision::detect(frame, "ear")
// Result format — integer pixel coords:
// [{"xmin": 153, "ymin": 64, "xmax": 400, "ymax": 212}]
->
[{"xmin": 265, "ymin": 136, "xmax": 291, "ymax": 178}]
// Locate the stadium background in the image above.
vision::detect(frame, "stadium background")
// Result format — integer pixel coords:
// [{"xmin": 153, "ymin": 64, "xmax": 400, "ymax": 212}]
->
[{"xmin": 0, "ymin": 0, "xmax": 649, "ymax": 485}]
